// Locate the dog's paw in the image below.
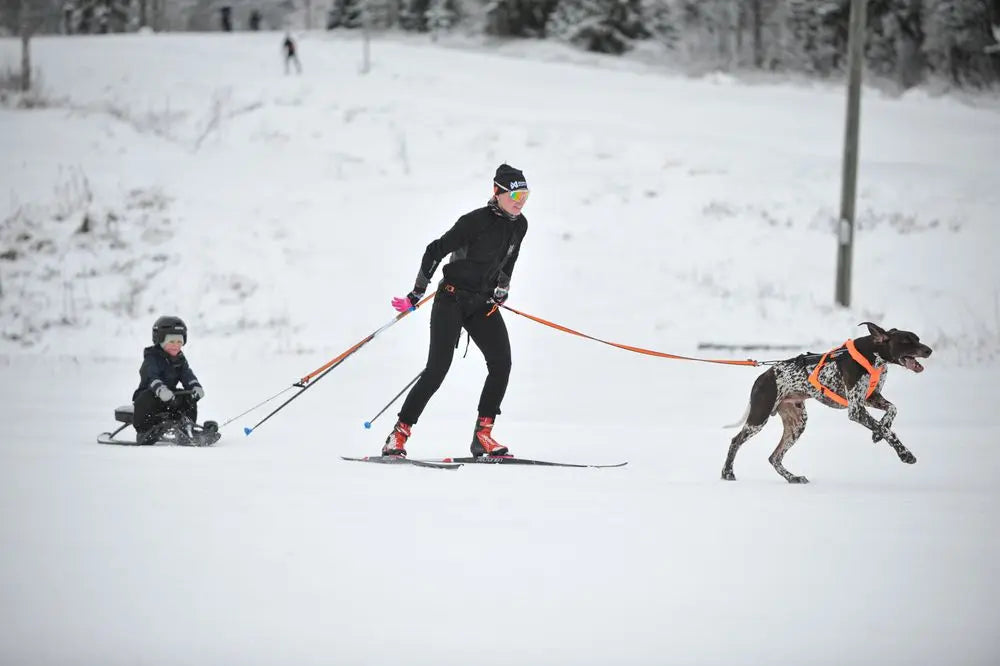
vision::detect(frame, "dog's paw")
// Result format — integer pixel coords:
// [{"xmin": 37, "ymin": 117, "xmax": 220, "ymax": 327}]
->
[
  {"xmin": 721, "ymin": 470, "xmax": 736, "ymax": 481},
  {"xmin": 899, "ymin": 451, "xmax": 917, "ymax": 464},
  {"xmin": 788, "ymin": 475, "xmax": 810, "ymax": 484}
]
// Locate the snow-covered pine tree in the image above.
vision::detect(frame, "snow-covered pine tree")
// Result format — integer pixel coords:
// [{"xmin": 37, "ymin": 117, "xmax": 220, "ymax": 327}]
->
[
  {"xmin": 778, "ymin": 0, "xmax": 843, "ymax": 74},
  {"xmin": 426, "ymin": 0, "xmax": 459, "ymax": 38},
  {"xmin": 484, "ymin": 0, "xmax": 555, "ymax": 37},
  {"xmin": 922, "ymin": 0, "xmax": 998, "ymax": 85},
  {"xmin": 672, "ymin": 0, "xmax": 746, "ymax": 66},
  {"xmin": 484, "ymin": 0, "xmax": 522, "ymax": 35},
  {"xmin": 547, "ymin": 0, "xmax": 646, "ymax": 54},
  {"xmin": 641, "ymin": 0, "xmax": 676, "ymax": 50},
  {"xmin": 330, "ymin": 0, "xmax": 396, "ymax": 29},
  {"xmin": 861, "ymin": 0, "xmax": 926, "ymax": 89},
  {"xmin": 400, "ymin": 0, "xmax": 429, "ymax": 30}
]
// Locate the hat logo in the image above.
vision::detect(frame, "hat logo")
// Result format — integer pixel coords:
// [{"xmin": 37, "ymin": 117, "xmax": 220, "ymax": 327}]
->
[{"xmin": 508, "ymin": 180, "xmax": 527, "ymax": 190}]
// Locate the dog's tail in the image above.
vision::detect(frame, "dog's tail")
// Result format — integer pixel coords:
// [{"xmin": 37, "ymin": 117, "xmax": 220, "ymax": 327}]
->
[{"xmin": 723, "ymin": 401, "xmax": 750, "ymax": 429}]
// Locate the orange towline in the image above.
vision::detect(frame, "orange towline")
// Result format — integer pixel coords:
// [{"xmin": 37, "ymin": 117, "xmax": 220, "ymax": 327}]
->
[{"xmin": 500, "ymin": 304, "xmax": 760, "ymax": 367}]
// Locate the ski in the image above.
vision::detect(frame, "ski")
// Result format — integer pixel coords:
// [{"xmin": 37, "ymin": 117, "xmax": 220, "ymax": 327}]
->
[
  {"xmin": 340, "ymin": 455, "xmax": 463, "ymax": 470},
  {"xmin": 429, "ymin": 455, "xmax": 627, "ymax": 468}
]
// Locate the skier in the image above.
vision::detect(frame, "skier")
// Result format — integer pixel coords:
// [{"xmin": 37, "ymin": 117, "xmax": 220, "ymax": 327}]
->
[
  {"xmin": 283, "ymin": 33, "xmax": 302, "ymax": 74},
  {"xmin": 132, "ymin": 316, "xmax": 209, "ymax": 444},
  {"xmin": 383, "ymin": 163, "xmax": 530, "ymax": 458}
]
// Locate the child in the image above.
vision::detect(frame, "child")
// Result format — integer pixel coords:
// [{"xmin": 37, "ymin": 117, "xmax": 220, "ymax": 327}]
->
[{"xmin": 132, "ymin": 315, "xmax": 207, "ymax": 444}]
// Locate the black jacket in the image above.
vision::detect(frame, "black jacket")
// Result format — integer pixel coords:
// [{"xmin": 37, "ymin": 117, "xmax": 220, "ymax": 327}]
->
[
  {"xmin": 133, "ymin": 345, "xmax": 202, "ymax": 400},
  {"xmin": 413, "ymin": 202, "xmax": 528, "ymax": 296}
]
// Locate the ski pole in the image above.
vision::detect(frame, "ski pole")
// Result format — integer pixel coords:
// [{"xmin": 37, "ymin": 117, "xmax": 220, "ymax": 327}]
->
[
  {"xmin": 363, "ymin": 371, "xmax": 422, "ymax": 430},
  {"xmin": 242, "ymin": 292, "xmax": 435, "ymax": 436},
  {"xmin": 220, "ymin": 385, "xmax": 297, "ymax": 428}
]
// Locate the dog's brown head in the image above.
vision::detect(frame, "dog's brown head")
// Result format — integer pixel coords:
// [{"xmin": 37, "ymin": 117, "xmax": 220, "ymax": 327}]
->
[{"xmin": 860, "ymin": 322, "xmax": 932, "ymax": 373}]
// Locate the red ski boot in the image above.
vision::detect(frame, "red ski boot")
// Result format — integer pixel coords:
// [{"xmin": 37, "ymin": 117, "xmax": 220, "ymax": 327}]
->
[
  {"xmin": 382, "ymin": 421, "xmax": 411, "ymax": 456},
  {"xmin": 470, "ymin": 416, "xmax": 509, "ymax": 457}
]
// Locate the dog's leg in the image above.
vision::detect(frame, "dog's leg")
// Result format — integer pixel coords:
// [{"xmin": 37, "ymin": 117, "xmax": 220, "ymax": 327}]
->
[
  {"xmin": 769, "ymin": 401, "xmax": 809, "ymax": 483},
  {"xmin": 846, "ymin": 386, "xmax": 916, "ymax": 464},
  {"xmin": 722, "ymin": 368, "xmax": 776, "ymax": 481},
  {"xmin": 723, "ymin": 423, "xmax": 764, "ymax": 481},
  {"xmin": 864, "ymin": 392, "xmax": 897, "ymax": 443}
]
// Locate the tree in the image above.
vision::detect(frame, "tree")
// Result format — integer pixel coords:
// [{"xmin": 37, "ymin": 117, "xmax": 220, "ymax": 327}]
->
[
  {"xmin": 884, "ymin": 0, "xmax": 926, "ymax": 88},
  {"xmin": 426, "ymin": 0, "xmax": 459, "ymax": 38},
  {"xmin": 779, "ymin": 0, "xmax": 845, "ymax": 74},
  {"xmin": 640, "ymin": 0, "xmax": 677, "ymax": 50},
  {"xmin": 400, "ymin": 0, "xmax": 429, "ymax": 30},
  {"xmin": 484, "ymin": 0, "xmax": 557, "ymax": 37},
  {"xmin": 923, "ymin": 0, "xmax": 998, "ymax": 86},
  {"xmin": 547, "ymin": 0, "xmax": 647, "ymax": 54}
]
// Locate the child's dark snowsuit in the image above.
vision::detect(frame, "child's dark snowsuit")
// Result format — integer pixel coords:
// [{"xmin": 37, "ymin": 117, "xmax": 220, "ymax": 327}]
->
[{"xmin": 132, "ymin": 345, "xmax": 202, "ymax": 439}]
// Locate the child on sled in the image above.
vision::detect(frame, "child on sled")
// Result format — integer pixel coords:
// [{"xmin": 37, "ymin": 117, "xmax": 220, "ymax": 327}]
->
[{"xmin": 132, "ymin": 315, "xmax": 217, "ymax": 445}]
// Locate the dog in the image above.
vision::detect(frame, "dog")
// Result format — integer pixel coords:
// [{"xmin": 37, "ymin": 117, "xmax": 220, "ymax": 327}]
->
[{"xmin": 722, "ymin": 322, "xmax": 932, "ymax": 483}]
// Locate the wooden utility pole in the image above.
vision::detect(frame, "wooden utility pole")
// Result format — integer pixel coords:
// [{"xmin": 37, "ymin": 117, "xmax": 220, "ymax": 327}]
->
[
  {"xmin": 751, "ymin": 0, "xmax": 763, "ymax": 68},
  {"xmin": 360, "ymin": 0, "xmax": 371, "ymax": 74},
  {"xmin": 20, "ymin": 0, "xmax": 32, "ymax": 92},
  {"xmin": 836, "ymin": 0, "xmax": 867, "ymax": 308}
]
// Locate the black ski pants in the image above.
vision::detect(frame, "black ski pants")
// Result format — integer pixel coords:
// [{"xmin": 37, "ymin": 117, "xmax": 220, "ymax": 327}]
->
[
  {"xmin": 133, "ymin": 389, "xmax": 198, "ymax": 434},
  {"xmin": 398, "ymin": 290, "xmax": 511, "ymax": 426}
]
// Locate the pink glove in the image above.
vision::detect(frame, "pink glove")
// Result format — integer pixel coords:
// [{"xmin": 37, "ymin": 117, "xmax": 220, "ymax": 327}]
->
[{"xmin": 392, "ymin": 290, "xmax": 423, "ymax": 312}]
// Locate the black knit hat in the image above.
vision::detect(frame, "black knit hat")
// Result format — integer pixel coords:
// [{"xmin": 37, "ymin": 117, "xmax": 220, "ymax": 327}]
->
[{"xmin": 494, "ymin": 163, "xmax": 528, "ymax": 192}]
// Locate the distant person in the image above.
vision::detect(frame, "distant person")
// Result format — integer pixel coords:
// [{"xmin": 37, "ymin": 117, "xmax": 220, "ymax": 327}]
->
[
  {"xmin": 220, "ymin": 5, "xmax": 232, "ymax": 32},
  {"xmin": 249, "ymin": 9, "xmax": 261, "ymax": 31},
  {"xmin": 283, "ymin": 33, "xmax": 302, "ymax": 74}
]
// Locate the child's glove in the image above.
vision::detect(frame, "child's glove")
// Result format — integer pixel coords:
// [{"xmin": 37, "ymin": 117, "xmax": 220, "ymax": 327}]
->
[
  {"xmin": 154, "ymin": 385, "xmax": 175, "ymax": 402},
  {"xmin": 191, "ymin": 386, "xmax": 205, "ymax": 401}
]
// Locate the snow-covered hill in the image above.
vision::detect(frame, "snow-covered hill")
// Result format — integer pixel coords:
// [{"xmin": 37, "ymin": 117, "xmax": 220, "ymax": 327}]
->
[{"xmin": 1, "ymin": 32, "xmax": 998, "ymax": 666}]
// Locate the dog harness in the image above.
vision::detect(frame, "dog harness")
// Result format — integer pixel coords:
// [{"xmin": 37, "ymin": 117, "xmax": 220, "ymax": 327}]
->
[{"xmin": 808, "ymin": 339, "xmax": 881, "ymax": 406}]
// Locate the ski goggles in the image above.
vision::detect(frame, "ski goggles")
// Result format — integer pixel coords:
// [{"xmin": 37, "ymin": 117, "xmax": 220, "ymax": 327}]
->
[
  {"xmin": 494, "ymin": 181, "xmax": 530, "ymax": 203},
  {"xmin": 162, "ymin": 334, "xmax": 185, "ymax": 346}
]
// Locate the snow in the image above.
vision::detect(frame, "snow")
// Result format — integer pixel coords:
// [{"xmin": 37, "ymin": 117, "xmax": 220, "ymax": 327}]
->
[{"xmin": 1, "ymin": 31, "xmax": 999, "ymax": 666}]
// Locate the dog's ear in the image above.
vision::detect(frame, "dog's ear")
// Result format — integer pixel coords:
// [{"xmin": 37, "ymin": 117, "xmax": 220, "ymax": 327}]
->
[{"xmin": 859, "ymin": 321, "xmax": 889, "ymax": 343}]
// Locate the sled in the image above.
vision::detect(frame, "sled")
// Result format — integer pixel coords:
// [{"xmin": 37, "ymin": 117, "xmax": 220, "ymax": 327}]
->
[{"xmin": 97, "ymin": 390, "xmax": 220, "ymax": 447}]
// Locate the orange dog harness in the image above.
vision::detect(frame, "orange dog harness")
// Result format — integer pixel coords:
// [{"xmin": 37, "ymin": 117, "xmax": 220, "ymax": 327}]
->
[{"xmin": 808, "ymin": 339, "xmax": 881, "ymax": 406}]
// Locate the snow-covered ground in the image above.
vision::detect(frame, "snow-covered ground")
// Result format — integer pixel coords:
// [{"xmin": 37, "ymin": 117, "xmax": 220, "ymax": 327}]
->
[{"xmin": 1, "ymin": 31, "xmax": 998, "ymax": 665}]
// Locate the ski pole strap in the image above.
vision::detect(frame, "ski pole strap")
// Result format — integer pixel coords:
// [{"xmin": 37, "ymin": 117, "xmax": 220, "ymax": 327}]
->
[
  {"xmin": 299, "ymin": 291, "xmax": 436, "ymax": 385},
  {"xmin": 499, "ymin": 304, "xmax": 761, "ymax": 367}
]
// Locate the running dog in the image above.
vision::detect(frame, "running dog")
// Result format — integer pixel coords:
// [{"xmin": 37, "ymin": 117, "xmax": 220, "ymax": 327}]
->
[{"xmin": 722, "ymin": 322, "xmax": 932, "ymax": 483}]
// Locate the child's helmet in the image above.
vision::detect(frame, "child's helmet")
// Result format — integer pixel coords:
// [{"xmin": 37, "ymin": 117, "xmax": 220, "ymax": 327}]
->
[{"xmin": 152, "ymin": 315, "xmax": 188, "ymax": 345}]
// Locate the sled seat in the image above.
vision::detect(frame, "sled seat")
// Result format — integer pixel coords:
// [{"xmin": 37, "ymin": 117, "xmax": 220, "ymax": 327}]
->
[{"xmin": 114, "ymin": 404, "xmax": 134, "ymax": 425}]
